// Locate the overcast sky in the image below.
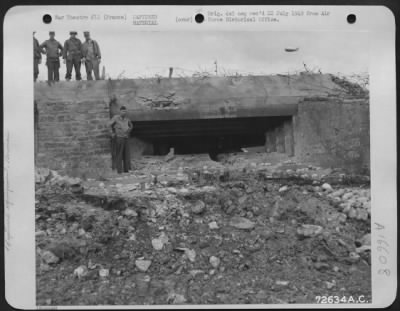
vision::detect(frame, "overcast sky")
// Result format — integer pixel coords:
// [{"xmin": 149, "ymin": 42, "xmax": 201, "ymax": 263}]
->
[{"xmin": 35, "ymin": 30, "xmax": 369, "ymax": 81}]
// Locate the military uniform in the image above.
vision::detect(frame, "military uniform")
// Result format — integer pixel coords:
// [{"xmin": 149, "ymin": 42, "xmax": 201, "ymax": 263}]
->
[
  {"xmin": 63, "ymin": 32, "xmax": 82, "ymax": 80},
  {"xmin": 40, "ymin": 33, "xmax": 63, "ymax": 82},
  {"xmin": 81, "ymin": 33, "xmax": 102, "ymax": 80},
  {"xmin": 108, "ymin": 114, "xmax": 132, "ymax": 173},
  {"xmin": 33, "ymin": 36, "xmax": 42, "ymax": 81}
]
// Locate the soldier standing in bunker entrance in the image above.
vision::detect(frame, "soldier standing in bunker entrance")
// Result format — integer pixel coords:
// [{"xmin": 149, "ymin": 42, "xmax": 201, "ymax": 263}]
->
[
  {"xmin": 108, "ymin": 106, "xmax": 133, "ymax": 174},
  {"xmin": 81, "ymin": 31, "xmax": 101, "ymax": 80},
  {"xmin": 63, "ymin": 31, "xmax": 82, "ymax": 81},
  {"xmin": 33, "ymin": 32, "xmax": 42, "ymax": 82},
  {"xmin": 40, "ymin": 31, "xmax": 63, "ymax": 82}
]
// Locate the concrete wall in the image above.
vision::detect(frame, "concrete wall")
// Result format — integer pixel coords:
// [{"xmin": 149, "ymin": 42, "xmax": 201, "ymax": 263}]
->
[
  {"xmin": 108, "ymin": 74, "xmax": 347, "ymax": 121},
  {"xmin": 293, "ymin": 98, "xmax": 370, "ymax": 172},
  {"xmin": 35, "ymin": 97, "xmax": 111, "ymax": 178}
]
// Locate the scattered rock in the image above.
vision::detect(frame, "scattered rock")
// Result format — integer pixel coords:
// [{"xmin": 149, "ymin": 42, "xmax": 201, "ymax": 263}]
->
[
  {"xmin": 258, "ymin": 228, "xmax": 273, "ymax": 240},
  {"xmin": 348, "ymin": 208, "xmax": 357, "ymax": 219},
  {"xmin": 40, "ymin": 250, "xmax": 60, "ymax": 264},
  {"xmin": 297, "ymin": 224, "xmax": 323, "ymax": 238},
  {"xmin": 122, "ymin": 208, "xmax": 138, "ymax": 217},
  {"xmin": 185, "ymin": 249, "xmax": 196, "ymax": 263},
  {"xmin": 35, "ymin": 167, "xmax": 51, "ymax": 183},
  {"xmin": 317, "ymin": 254, "xmax": 328, "ymax": 262},
  {"xmin": 65, "ymin": 206, "xmax": 81, "ymax": 222},
  {"xmin": 99, "ymin": 268, "xmax": 109, "ymax": 278},
  {"xmin": 73, "ymin": 265, "xmax": 88, "ymax": 279},
  {"xmin": 356, "ymin": 233, "xmax": 371, "ymax": 247},
  {"xmin": 331, "ymin": 189, "xmax": 345, "ymax": 197},
  {"xmin": 136, "ymin": 274, "xmax": 151, "ymax": 296},
  {"xmin": 167, "ymin": 187, "xmax": 177, "ymax": 194},
  {"xmin": 229, "ymin": 216, "xmax": 255, "ymax": 230},
  {"xmin": 342, "ymin": 192, "xmax": 353, "ymax": 200},
  {"xmin": 356, "ymin": 245, "xmax": 371, "ymax": 253},
  {"xmin": 208, "ymin": 221, "xmax": 219, "ymax": 230},
  {"xmin": 35, "ymin": 230, "xmax": 47, "ymax": 237},
  {"xmin": 88, "ymin": 260, "xmax": 99, "ymax": 270},
  {"xmin": 151, "ymin": 238, "xmax": 163, "ymax": 251},
  {"xmin": 167, "ymin": 292, "xmax": 186, "ymax": 304},
  {"xmin": 275, "ymin": 280, "xmax": 290, "ymax": 286},
  {"xmin": 191, "ymin": 200, "xmax": 206, "ymax": 214},
  {"xmin": 314, "ymin": 262, "xmax": 330, "ymax": 271},
  {"xmin": 255, "ymin": 290, "xmax": 269, "ymax": 300},
  {"xmin": 278, "ymin": 185, "xmax": 288, "ymax": 193},
  {"xmin": 348, "ymin": 252, "xmax": 361, "ymax": 263},
  {"xmin": 209, "ymin": 256, "xmax": 221, "ymax": 268},
  {"xmin": 36, "ymin": 162, "xmax": 371, "ymax": 303},
  {"xmin": 70, "ymin": 184, "xmax": 84, "ymax": 194},
  {"xmin": 356, "ymin": 209, "xmax": 369, "ymax": 220},
  {"xmin": 39, "ymin": 263, "xmax": 51, "ymax": 272},
  {"xmin": 176, "ymin": 247, "xmax": 196, "ymax": 263},
  {"xmin": 189, "ymin": 269, "xmax": 205, "ymax": 278},
  {"xmin": 135, "ymin": 259, "xmax": 152, "ymax": 272},
  {"xmin": 321, "ymin": 183, "xmax": 333, "ymax": 192},
  {"xmin": 326, "ymin": 280, "xmax": 336, "ymax": 289}
]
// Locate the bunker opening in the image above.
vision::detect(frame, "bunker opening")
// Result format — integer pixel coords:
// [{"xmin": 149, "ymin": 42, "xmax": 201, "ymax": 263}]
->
[{"xmin": 130, "ymin": 115, "xmax": 294, "ymax": 160}]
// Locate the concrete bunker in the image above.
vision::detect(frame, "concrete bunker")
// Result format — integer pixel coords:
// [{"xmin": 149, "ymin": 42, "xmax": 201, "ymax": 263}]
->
[{"xmin": 34, "ymin": 74, "xmax": 369, "ymax": 176}]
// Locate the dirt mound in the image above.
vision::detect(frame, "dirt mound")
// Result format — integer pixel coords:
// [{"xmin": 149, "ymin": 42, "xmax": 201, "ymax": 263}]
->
[{"xmin": 36, "ymin": 163, "xmax": 371, "ymax": 305}]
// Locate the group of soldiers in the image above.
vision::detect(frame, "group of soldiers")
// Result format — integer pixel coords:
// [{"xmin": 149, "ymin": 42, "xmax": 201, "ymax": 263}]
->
[{"xmin": 33, "ymin": 31, "xmax": 102, "ymax": 82}]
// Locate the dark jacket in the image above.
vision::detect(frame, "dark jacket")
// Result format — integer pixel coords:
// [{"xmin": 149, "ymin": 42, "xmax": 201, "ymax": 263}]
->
[
  {"xmin": 81, "ymin": 39, "xmax": 101, "ymax": 60},
  {"xmin": 39, "ymin": 39, "xmax": 63, "ymax": 59},
  {"xmin": 33, "ymin": 37, "xmax": 42, "ymax": 60},
  {"xmin": 63, "ymin": 37, "xmax": 82, "ymax": 60}
]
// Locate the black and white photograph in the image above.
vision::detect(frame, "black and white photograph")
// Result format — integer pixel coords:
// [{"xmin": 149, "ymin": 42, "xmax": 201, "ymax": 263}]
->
[{"xmin": 3, "ymin": 5, "xmax": 397, "ymax": 309}]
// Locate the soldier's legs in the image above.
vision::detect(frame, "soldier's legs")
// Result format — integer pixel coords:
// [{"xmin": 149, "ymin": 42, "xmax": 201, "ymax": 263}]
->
[
  {"xmin": 92, "ymin": 59, "xmax": 100, "ymax": 80},
  {"xmin": 54, "ymin": 61, "xmax": 60, "ymax": 81},
  {"xmin": 34, "ymin": 59, "xmax": 39, "ymax": 81},
  {"xmin": 73, "ymin": 58, "xmax": 82, "ymax": 80},
  {"xmin": 115, "ymin": 137, "xmax": 125, "ymax": 174},
  {"xmin": 111, "ymin": 136, "xmax": 117, "ymax": 170},
  {"xmin": 123, "ymin": 138, "xmax": 131, "ymax": 172},
  {"xmin": 85, "ymin": 61, "xmax": 93, "ymax": 80},
  {"xmin": 47, "ymin": 61, "xmax": 54, "ymax": 81},
  {"xmin": 65, "ymin": 60, "xmax": 73, "ymax": 80}
]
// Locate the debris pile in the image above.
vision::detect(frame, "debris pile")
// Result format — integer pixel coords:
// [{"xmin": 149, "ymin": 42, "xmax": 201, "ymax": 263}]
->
[
  {"xmin": 36, "ymin": 167, "xmax": 83, "ymax": 193},
  {"xmin": 331, "ymin": 75, "xmax": 369, "ymax": 97},
  {"xmin": 36, "ymin": 154, "xmax": 371, "ymax": 305}
]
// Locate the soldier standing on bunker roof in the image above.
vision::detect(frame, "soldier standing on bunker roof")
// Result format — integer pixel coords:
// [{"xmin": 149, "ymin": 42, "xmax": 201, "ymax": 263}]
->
[
  {"xmin": 33, "ymin": 32, "xmax": 42, "ymax": 82},
  {"xmin": 39, "ymin": 31, "xmax": 63, "ymax": 82},
  {"xmin": 81, "ymin": 31, "xmax": 102, "ymax": 80},
  {"xmin": 108, "ymin": 106, "xmax": 133, "ymax": 174},
  {"xmin": 63, "ymin": 31, "xmax": 82, "ymax": 81}
]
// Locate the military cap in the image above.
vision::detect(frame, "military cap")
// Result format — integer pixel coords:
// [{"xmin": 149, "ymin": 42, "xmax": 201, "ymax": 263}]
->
[
  {"xmin": 83, "ymin": 31, "xmax": 90, "ymax": 35},
  {"xmin": 120, "ymin": 106, "xmax": 127, "ymax": 111},
  {"xmin": 49, "ymin": 31, "xmax": 55, "ymax": 35},
  {"xmin": 70, "ymin": 31, "xmax": 77, "ymax": 35}
]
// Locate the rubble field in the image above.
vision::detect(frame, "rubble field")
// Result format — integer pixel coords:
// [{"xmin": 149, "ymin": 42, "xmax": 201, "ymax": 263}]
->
[{"xmin": 36, "ymin": 152, "xmax": 371, "ymax": 306}]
